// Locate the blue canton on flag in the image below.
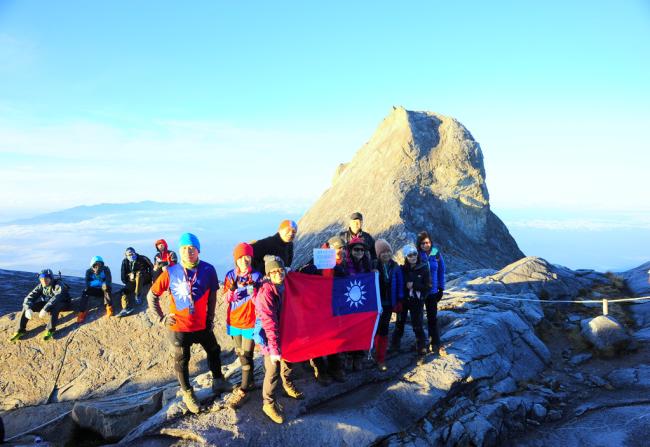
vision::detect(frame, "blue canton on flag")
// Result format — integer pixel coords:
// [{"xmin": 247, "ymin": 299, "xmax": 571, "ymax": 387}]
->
[{"xmin": 331, "ymin": 272, "xmax": 380, "ymax": 317}]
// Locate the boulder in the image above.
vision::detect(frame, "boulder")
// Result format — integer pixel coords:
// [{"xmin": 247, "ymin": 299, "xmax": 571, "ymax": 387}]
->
[
  {"xmin": 71, "ymin": 390, "xmax": 163, "ymax": 441},
  {"xmin": 580, "ymin": 316, "xmax": 631, "ymax": 353},
  {"xmin": 293, "ymin": 107, "xmax": 523, "ymax": 271}
]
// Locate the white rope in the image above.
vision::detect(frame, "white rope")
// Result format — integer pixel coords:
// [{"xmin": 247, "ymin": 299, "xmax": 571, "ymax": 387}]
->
[{"xmin": 451, "ymin": 293, "xmax": 650, "ymax": 305}]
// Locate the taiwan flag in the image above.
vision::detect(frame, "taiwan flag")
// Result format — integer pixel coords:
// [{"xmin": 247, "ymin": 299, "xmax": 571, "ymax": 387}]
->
[{"xmin": 279, "ymin": 271, "xmax": 381, "ymax": 362}]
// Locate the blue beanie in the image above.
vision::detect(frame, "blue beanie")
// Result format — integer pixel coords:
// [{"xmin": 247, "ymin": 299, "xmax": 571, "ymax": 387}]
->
[{"xmin": 179, "ymin": 232, "xmax": 200, "ymax": 252}]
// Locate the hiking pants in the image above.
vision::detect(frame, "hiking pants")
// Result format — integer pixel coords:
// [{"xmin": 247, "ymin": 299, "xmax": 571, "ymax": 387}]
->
[
  {"xmin": 79, "ymin": 286, "xmax": 113, "ymax": 312},
  {"xmin": 392, "ymin": 296, "xmax": 426, "ymax": 348},
  {"xmin": 425, "ymin": 292, "xmax": 441, "ymax": 347},
  {"xmin": 232, "ymin": 335, "xmax": 255, "ymax": 390},
  {"xmin": 262, "ymin": 357, "xmax": 295, "ymax": 405},
  {"xmin": 168, "ymin": 329, "xmax": 224, "ymax": 391},
  {"xmin": 17, "ymin": 300, "xmax": 71, "ymax": 332}
]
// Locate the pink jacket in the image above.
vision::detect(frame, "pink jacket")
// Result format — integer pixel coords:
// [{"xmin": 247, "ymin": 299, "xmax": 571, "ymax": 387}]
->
[{"xmin": 254, "ymin": 281, "xmax": 282, "ymax": 356}]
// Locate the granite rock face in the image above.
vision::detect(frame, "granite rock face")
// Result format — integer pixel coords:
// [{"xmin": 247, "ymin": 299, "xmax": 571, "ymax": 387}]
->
[
  {"xmin": 447, "ymin": 256, "xmax": 608, "ymax": 299},
  {"xmin": 294, "ymin": 107, "xmax": 523, "ymax": 271},
  {"xmin": 618, "ymin": 261, "xmax": 650, "ymax": 297}
]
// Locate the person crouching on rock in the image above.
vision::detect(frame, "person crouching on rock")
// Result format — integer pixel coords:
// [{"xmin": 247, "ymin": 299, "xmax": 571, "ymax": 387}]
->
[
  {"xmin": 78, "ymin": 256, "xmax": 114, "ymax": 321},
  {"xmin": 222, "ymin": 242, "xmax": 263, "ymax": 409},
  {"xmin": 254, "ymin": 255, "xmax": 304, "ymax": 424},
  {"xmin": 118, "ymin": 247, "xmax": 153, "ymax": 317},
  {"xmin": 147, "ymin": 233, "xmax": 233, "ymax": 414},
  {"xmin": 373, "ymin": 239, "xmax": 404, "ymax": 372},
  {"xmin": 417, "ymin": 231, "xmax": 446, "ymax": 354},
  {"xmin": 394, "ymin": 244, "xmax": 431, "ymax": 365},
  {"xmin": 9, "ymin": 269, "xmax": 72, "ymax": 341}
]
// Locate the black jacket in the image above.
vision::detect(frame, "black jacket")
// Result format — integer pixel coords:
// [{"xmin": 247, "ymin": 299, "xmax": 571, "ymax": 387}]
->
[
  {"xmin": 120, "ymin": 255, "xmax": 153, "ymax": 285},
  {"xmin": 401, "ymin": 261, "xmax": 432, "ymax": 298},
  {"xmin": 251, "ymin": 233, "xmax": 294, "ymax": 273},
  {"xmin": 339, "ymin": 228, "xmax": 377, "ymax": 260}
]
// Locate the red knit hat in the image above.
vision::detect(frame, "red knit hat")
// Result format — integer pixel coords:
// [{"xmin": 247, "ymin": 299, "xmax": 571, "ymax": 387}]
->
[{"xmin": 233, "ymin": 242, "xmax": 254, "ymax": 261}]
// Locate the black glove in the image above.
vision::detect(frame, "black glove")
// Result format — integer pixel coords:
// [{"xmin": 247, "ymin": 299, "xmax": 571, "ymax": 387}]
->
[{"xmin": 229, "ymin": 281, "xmax": 238, "ymax": 292}]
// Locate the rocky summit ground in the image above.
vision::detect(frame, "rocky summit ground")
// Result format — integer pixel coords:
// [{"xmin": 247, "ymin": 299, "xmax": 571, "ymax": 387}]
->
[{"xmin": 1, "ymin": 259, "xmax": 649, "ymax": 446}]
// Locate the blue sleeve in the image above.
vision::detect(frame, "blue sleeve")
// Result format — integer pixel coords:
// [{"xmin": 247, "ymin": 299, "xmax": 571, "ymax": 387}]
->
[
  {"xmin": 396, "ymin": 267, "xmax": 404, "ymax": 301},
  {"xmin": 437, "ymin": 254, "xmax": 446, "ymax": 291}
]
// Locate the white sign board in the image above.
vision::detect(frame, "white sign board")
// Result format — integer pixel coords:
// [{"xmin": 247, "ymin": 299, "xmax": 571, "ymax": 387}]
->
[{"xmin": 313, "ymin": 248, "xmax": 337, "ymax": 270}]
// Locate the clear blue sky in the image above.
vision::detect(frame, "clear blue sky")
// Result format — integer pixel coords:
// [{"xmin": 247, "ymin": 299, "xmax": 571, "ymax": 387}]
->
[{"xmin": 1, "ymin": 0, "xmax": 648, "ymax": 218}]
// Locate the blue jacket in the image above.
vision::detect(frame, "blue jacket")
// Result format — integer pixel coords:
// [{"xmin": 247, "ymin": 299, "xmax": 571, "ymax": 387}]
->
[
  {"xmin": 374, "ymin": 259, "xmax": 404, "ymax": 307},
  {"xmin": 419, "ymin": 251, "xmax": 445, "ymax": 294}
]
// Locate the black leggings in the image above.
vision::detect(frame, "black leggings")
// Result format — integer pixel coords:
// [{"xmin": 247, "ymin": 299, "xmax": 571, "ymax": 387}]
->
[
  {"xmin": 168, "ymin": 329, "xmax": 223, "ymax": 391},
  {"xmin": 393, "ymin": 296, "xmax": 426, "ymax": 347},
  {"xmin": 232, "ymin": 335, "xmax": 255, "ymax": 390},
  {"xmin": 425, "ymin": 293, "xmax": 440, "ymax": 346}
]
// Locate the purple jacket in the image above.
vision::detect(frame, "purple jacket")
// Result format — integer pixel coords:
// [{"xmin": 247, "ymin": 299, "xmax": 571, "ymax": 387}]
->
[{"xmin": 253, "ymin": 280, "xmax": 282, "ymax": 356}]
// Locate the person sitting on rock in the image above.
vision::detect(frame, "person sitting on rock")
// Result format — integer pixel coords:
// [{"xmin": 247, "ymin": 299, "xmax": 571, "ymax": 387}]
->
[
  {"xmin": 147, "ymin": 233, "xmax": 233, "ymax": 414},
  {"xmin": 9, "ymin": 269, "xmax": 72, "ymax": 341},
  {"xmin": 339, "ymin": 211, "xmax": 377, "ymax": 260},
  {"xmin": 298, "ymin": 235, "xmax": 348, "ymax": 384},
  {"xmin": 372, "ymin": 239, "xmax": 404, "ymax": 372},
  {"xmin": 417, "ymin": 231, "xmax": 446, "ymax": 354},
  {"xmin": 251, "ymin": 219, "xmax": 298, "ymax": 273},
  {"xmin": 254, "ymin": 255, "xmax": 304, "ymax": 424},
  {"xmin": 222, "ymin": 242, "xmax": 263, "ymax": 409},
  {"xmin": 344, "ymin": 235, "xmax": 373, "ymax": 371},
  {"xmin": 117, "ymin": 247, "xmax": 153, "ymax": 317},
  {"xmin": 152, "ymin": 238, "xmax": 177, "ymax": 283},
  {"xmin": 78, "ymin": 255, "xmax": 114, "ymax": 322},
  {"xmin": 394, "ymin": 244, "xmax": 431, "ymax": 365}
]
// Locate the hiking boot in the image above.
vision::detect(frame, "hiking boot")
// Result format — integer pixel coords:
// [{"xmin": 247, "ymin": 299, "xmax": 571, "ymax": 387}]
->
[
  {"xmin": 329, "ymin": 368, "xmax": 346, "ymax": 383},
  {"xmin": 212, "ymin": 376, "xmax": 234, "ymax": 394},
  {"xmin": 352, "ymin": 357, "xmax": 363, "ymax": 372},
  {"xmin": 116, "ymin": 308, "xmax": 134, "ymax": 318},
  {"xmin": 283, "ymin": 381, "xmax": 304, "ymax": 399},
  {"xmin": 262, "ymin": 402, "xmax": 284, "ymax": 424},
  {"xmin": 9, "ymin": 330, "xmax": 25, "ymax": 342},
  {"xmin": 389, "ymin": 338, "xmax": 401, "ymax": 353},
  {"xmin": 226, "ymin": 387, "xmax": 249, "ymax": 409},
  {"xmin": 42, "ymin": 329, "xmax": 55, "ymax": 341},
  {"xmin": 181, "ymin": 389, "xmax": 201, "ymax": 414},
  {"xmin": 76, "ymin": 311, "xmax": 87, "ymax": 324},
  {"xmin": 105, "ymin": 305, "xmax": 114, "ymax": 317},
  {"xmin": 135, "ymin": 296, "xmax": 142, "ymax": 305},
  {"xmin": 314, "ymin": 368, "xmax": 332, "ymax": 386},
  {"xmin": 377, "ymin": 362, "xmax": 388, "ymax": 372}
]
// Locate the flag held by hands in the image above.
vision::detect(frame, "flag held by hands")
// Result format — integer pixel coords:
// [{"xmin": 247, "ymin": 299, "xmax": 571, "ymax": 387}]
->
[{"xmin": 280, "ymin": 271, "xmax": 380, "ymax": 362}]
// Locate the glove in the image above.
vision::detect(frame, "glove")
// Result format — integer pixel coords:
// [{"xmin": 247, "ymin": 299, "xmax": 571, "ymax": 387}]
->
[
  {"xmin": 161, "ymin": 313, "xmax": 177, "ymax": 327},
  {"xmin": 436, "ymin": 289, "xmax": 444, "ymax": 300},
  {"xmin": 393, "ymin": 302, "xmax": 403, "ymax": 314},
  {"xmin": 270, "ymin": 354, "xmax": 282, "ymax": 363},
  {"xmin": 39, "ymin": 309, "xmax": 48, "ymax": 319},
  {"xmin": 229, "ymin": 281, "xmax": 238, "ymax": 292},
  {"xmin": 25, "ymin": 308, "xmax": 33, "ymax": 320}
]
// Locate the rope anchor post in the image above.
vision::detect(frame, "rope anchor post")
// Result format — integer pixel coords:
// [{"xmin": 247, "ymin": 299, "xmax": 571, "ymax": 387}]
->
[{"xmin": 602, "ymin": 299, "xmax": 608, "ymax": 316}]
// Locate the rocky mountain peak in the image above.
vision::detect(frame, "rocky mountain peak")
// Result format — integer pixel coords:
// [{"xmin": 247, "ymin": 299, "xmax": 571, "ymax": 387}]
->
[{"xmin": 295, "ymin": 107, "xmax": 523, "ymax": 271}]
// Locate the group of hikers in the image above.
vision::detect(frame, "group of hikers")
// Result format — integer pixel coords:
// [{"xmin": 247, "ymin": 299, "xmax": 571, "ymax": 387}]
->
[{"xmin": 8, "ymin": 212, "xmax": 445, "ymax": 425}]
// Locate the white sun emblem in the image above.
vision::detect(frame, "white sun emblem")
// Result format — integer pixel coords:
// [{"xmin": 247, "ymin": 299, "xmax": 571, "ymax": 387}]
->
[{"xmin": 345, "ymin": 280, "xmax": 367, "ymax": 308}]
